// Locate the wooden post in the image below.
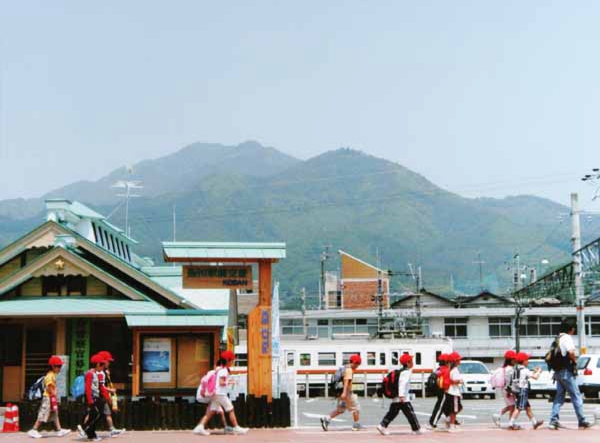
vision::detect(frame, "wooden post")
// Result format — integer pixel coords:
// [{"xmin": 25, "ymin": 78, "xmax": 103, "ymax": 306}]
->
[
  {"xmin": 55, "ymin": 318, "xmax": 66, "ymax": 355},
  {"xmin": 247, "ymin": 260, "xmax": 272, "ymax": 400}
]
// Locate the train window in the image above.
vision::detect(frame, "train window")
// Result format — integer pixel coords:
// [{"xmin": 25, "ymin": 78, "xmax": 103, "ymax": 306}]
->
[
  {"xmin": 286, "ymin": 352, "xmax": 295, "ymax": 367},
  {"xmin": 318, "ymin": 352, "xmax": 336, "ymax": 366},
  {"xmin": 436, "ymin": 351, "xmax": 442, "ymax": 363},
  {"xmin": 342, "ymin": 352, "xmax": 360, "ymax": 364},
  {"xmin": 416, "ymin": 352, "xmax": 422, "ymax": 365},
  {"xmin": 391, "ymin": 351, "xmax": 399, "ymax": 365},
  {"xmin": 367, "ymin": 352, "xmax": 376, "ymax": 365},
  {"xmin": 379, "ymin": 353, "xmax": 386, "ymax": 365},
  {"xmin": 300, "ymin": 353, "xmax": 311, "ymax": 366}
]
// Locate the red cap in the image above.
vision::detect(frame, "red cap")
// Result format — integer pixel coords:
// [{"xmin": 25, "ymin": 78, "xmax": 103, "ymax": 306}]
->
[
  {"xmin": 220, "ymin": 350, "xmax": 235, "ymax": 361},
  {"xmin": 400, "ymin": 354, "xmax": 413, "ymax": 365},
  {"xmin": 504, "ymin": 350, "xmax": 517, "ymax": 360},
  {"xmin": 349, "ymin": 354, "xmax": 362, "ymax": 365},
  {"xmin": 449, "ymin": 352, "xmax": 462, "ymax": 362},
  {"xmin": 90, "ymin": 354, "xmax": 105, "ymax": 364},
  {"xmin": 438, "ymin": 353, "xmax": 448, "ymax": 362},
  {"xmin": 48, "ymin": 355, "xmax": 64, "ymax": 366},
  {"xmin": 516, "ymin": 352, "xmax": 530, "ymax": 363},
  {"xmin": 98, "ymin": 351, "xmax": 114, "ymax": 362}
]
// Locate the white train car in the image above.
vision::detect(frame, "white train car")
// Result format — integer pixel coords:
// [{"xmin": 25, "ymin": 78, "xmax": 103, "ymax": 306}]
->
[{"xmin": 234, "ymin": 337, "xmax": 452, "ymax": 397}]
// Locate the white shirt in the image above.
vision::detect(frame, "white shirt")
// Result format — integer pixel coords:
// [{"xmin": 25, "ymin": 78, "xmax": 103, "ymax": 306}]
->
[
  {"xmin": 395, "ymin": 368, "xmax": 412, "ymax": 401},
  {"xmin": 447, "ymin": 367, "xmax": 463, "ymax": 397},
  {"xmin": 215, "ymin": 367, "xmax": 229, "ymax": 396},
  {"xmin": 516, "ymin": 365, "xmax": 533, "ymax": 389},
  {"xmin": 559, "ymin": 333, "xmax": 575, "ymax": 356}
]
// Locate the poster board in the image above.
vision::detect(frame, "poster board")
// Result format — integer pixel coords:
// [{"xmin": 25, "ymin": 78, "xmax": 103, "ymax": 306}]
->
[
  {"xmin": 142, "ymin": 337, "xmax": 176, "ymax": 389},
  {"xmin": 56, "ymin": 355, "xmax": 69, "ymax": 399},
  {"xmin": 183, "ymin": 265, "xmax": 253, "ymax": 289},
  {"xmin": 176, "ymin": 336, "xmax": 211, "ymax": 388}
]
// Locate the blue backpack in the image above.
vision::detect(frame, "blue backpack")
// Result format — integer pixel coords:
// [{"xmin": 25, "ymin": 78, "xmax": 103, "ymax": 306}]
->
[{"xmin": 71, "ymin": 375, "xmax": 85, "ymax": 398}]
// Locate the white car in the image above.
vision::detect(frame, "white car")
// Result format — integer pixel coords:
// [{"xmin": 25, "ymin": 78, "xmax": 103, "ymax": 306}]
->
[
  {"xmin": 460, "ymin": 360, "xmax": 495, "ymax": 399},
  {"xmin": 527, "ymin": 359, "xmax": 555, "ymax": 396},
  {"xmin": 577, "ymin": 354, "xmax": 600, "ymax": 398}
]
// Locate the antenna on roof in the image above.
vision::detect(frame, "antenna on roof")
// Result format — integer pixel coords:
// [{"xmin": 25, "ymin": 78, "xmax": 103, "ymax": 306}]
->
[{"xmin": 112, "ymin": 165, "xmax": 142, "ymax": 237}]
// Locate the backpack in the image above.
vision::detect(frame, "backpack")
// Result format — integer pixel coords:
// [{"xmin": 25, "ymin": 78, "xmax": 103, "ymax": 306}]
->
[
  {"xmin": 329, "ymin": 366, "xmax": 346, "ymax": 396},
  {"xmin": 196, "ymin": 369, "xmax": 219, "ymax": 403},
  {"xmin": 508, "ymin": 365, "xmax": 521, "ymax": 395},
  {"xmin": 71, "ymin": 374, "xmax": 85, "ymax": 398},
  {"xmin": 545, "ymin": 335, "xmax": 570, "ymax": 372},
  {"xmin": 379, "ymin": 369, "xmax": 403, "ymax": 398},
  {"xmin": 490, "ymin": 367, "xmax": 506, "ymax": 389},
  {"xmin": 426, "ymin": 371, "xmax": 439, "ymax": 394},
  {"xmin": 27, "ymin": 376, "xmax": 46, "ymax": 401}
]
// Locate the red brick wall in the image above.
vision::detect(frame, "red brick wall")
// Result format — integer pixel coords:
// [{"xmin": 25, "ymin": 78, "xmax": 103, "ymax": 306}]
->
[{"xmin": 341, "ymin": 280, "xmax": 389, "ymax": 309}]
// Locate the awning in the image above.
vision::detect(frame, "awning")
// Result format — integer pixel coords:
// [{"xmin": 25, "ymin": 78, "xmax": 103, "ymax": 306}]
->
[
  {"xmin": 125, "ymin": 314, "xmax": 228, "ymax": 328},
  {"xmin": 0, "ymin": 298, "xmax": 166, "ymax": 317}
]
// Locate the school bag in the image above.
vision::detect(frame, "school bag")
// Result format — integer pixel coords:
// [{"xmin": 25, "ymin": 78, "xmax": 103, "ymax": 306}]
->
[
  {"xmin": 196, "ymin": 369, "xmax": 219, "ymax": 403},
  {"xmin": 328, "ymin": 366, "xmax": 346, "ymax": 396},
  {"xmin": 27, "ymin": 376, "xmax": 46, "ymax": 401},
  {"xmin": 490, "ymin": 367, "xmax": 506, "ymax": 389},
  {"xmin": 545, "ymin": 335, "xmax": 571, "ymax": 372},
  {"xmin": 437, "ymin": 367, "xmax": 452, "ymax": 392},
  {"xmin": 70, "ymin": 374, "xmax": 85, "ymax": 398},
  {"xmin": 426, "ymin": 370, "xmax": 439, "ymax": 394},
  {"xmin": 508, "ymin": 366, "xmax": 522, "ymax": 395},
  {"xmin": 379, "ymin": 369, "xmax": 404, "ymax": 399}
]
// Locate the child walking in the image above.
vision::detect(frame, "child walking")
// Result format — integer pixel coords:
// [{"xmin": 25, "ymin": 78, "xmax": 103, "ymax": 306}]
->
[
  {"xmin": 441, "ymin": 352, "xmax": 463, "ymax": 432},
  {"xmin": 77, "ymin": 354, "xmax": 110, "ymax": 441},
  {"xmin": 492, "ymin": 350, "xmax": 517, "ymax": 427},
  {"xmin": 508, "ymin": 352, "xmax": 544, "ymax": 430},
  {"xmin": 27, "ymin": 356, "xmax": 72, "ymax": 439},
  {"xmin": 429, "ymin": 354, "xmax": 450, "ymax": 429},
  {"xmin": 97, "ymin": 351, "xmax": 125, "ymax": 437},
  {"xmin": 321, "ymin": 354, "xmax": 364, "ymax": 431},
  {"xmin": 376, "ymin": 353, "xmax": 422, "ymax": 435}
]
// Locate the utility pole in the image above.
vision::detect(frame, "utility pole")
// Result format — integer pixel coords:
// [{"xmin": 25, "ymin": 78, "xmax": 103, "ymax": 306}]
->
[
  {"xmin": 473, "ymin": 252, "xmax": 485, "ymax": 292},
  {"xmin": 571, "ymin": 192, "xmax": 586, "ymax": 355},
  {"xmin": 320, "ymin": 245, "xmax": 332, "ymax": 310},
  {"xmin": 301, "ymin": 287, "xmax": 307, "ymax": 337},
  {"xmin": 509, "ymin": 253, "xmax": 525, "ymax": 352}
]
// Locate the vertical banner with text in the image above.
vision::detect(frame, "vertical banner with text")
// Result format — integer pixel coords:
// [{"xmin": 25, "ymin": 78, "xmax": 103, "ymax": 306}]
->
[{"xmin": 69, "ymin": 319, "xmax": 91, "ymax": 390}]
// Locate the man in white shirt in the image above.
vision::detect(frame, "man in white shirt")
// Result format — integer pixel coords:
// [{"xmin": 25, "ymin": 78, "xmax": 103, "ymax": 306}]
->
[
  {"xmin": 548, "ymin": 319, "xmax": 592, "ymax": 430},
  {"xmin": 376, "ymin": 353, "xmax": 422, "ymax": 436}
]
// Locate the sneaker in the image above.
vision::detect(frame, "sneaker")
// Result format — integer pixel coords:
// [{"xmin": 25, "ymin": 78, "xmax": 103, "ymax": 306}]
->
[
  {"xmin": 455, "ymin": 419, "xmax": 463, "ymax": 426},
  {"xmin": 320, "ymin": 417, "xmax": 330, "ymax": 432},
  {"xmin": 492, "ymin": 414, "xmax": 501, "ymax": 427},
  {"xmin": 88, "ymin": 438, "xmax": 102, "ymax": 442},
  {"xmin": 447, "ymin": 426, "xmax": 460, "ymax": 433},
  {"xmin": 508, "ymin": 424, "xmax": 521, "ymax": 431},
  {"xmin": 232, "ymin": 426, "xmax": 249, "ymax": 434},
  {"xmin": 28, "ymin": 429, "xmax": 43, "ymax": 439},
  {"xmin": 77, "ymin": 425, "xmax": 86, "ymax": 439},
  {"xmin": 533, "ymin": 420, "xmax": 544, "ymax": 430},
  {"xmin": 579, "ymin": 421, "xmax": 593, "ymax": 430},
  {"xmin": 109, "ymin": 428, "xmax": 125, "ymax": 437},
  {"xmin": 376, "ymin": 424, "xmax": 390, "ymax": 436},
  {"xmin": 224, "ymin": 426, "xmax": 234, "ymax": 434},
  {"xmin": 192, "ymin": 425, "xmax": 211, "ymax": 436},
  {"xmin": 426, "ymin": 424, "xmax": 436, "ymax": 430},
  {"xmin": 57, "ymin": 429, "xmax": 72, "ymax": 437},
  {"xmin": 548, "ymin": 421, "xmax": 561, "ymax": 430},
  {"xmin": 412, "ymin": 429, "xmax": 425, "ymax": 435},
  {"xmin": 352, "ymin": 422, "xmax": 366, "ymax": 431}
]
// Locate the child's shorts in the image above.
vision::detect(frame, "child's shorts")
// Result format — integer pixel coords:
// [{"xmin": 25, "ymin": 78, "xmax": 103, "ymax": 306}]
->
[{"xmin": 515, "ymin": 389, "xmax": 530, "ymax": 411}]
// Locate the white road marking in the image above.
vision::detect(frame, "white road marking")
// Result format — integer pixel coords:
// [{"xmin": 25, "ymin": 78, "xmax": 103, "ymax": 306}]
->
[{"xmin": 301, "ymin": 412, "xmax": 346, "ymax": 422}]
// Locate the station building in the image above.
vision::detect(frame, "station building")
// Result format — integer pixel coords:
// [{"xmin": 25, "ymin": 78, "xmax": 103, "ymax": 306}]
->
[{"xmin": 0, "ymin": 199, "xmax": 234, "ymax": 402}]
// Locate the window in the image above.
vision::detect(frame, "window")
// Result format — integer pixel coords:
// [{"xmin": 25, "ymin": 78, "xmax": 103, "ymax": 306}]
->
[
  {"xmin": 125, "ymin": 244, "xmax": 131, "ymax": 261},
  {"xmin": 281, "ymin": 319, "xmax": 304, "ymax": 335},
  {"xmin": 96, "ymin": 226, "xmax": 104, "ymax": 246},
  {"xmin": 391, "ymin": 351, "xmax": 399, "ymax": 365},
  {"xmin": 519, "ymin": 317, "xmax": 566, "ymax": 337},
  {"xmin": 234, "ymin": 353, "xmax": 248, "ymax": 367},
  {"xmin": 332, "ymin": 319, "xmax": 355, "ymax": 334},
  {"xmin": 489, "ymin": 317, "xmax": 512, "ymax": 337},
  {"xmin": 103, "ymin": 230, "xmax": 110, "ymax": 250},
  {"xmin": 415, "ymin": 352, "xmax": 422, "ymax": 365},
  {"xmin": 42, "ymin": 276, "xmax": 62, "ymax": 296},
  {"xmin": 317, "ymin": 319, "xmax": 329, "ymax": 338},
  {"xmin": 116, "ymin": 240, "xmax": 123, "ymax": 257},
  {"xmin": 588, "ymin": 317, "xmax": 600, "ymax": 336},
  {"xmin": 286, "ymin": 352, "xmax": 294, "ymax": 367},
  {"xmin": 109, "ymin": 235, "xmax": 116, "ymax": 253},
  {"xmin": 342, "ymin": 352, "xmax": 360, "ymax": 364},
  {"xmin": 444, "ymin": 318, "xmax": 468, "ymax": 337},
  {"xmin": 0, "ymin": 325, "xmax": 23, "ymax": 365},
  {"xmin": 367, "ymin": 351, "xmax": 376, "ymax": 366},
  {"xmin": 299, "ymin": 353, "xmax": 311, "ymax": 366},
  {"xmin": 379, "ymin": 352, "xmax": 386, "ymax": 365},
  {"xmin": 67, "ymin": 275, "xmax": 87, "ymax": 296},
  {"xmin": 318, "ymin": 352, "xmax": 337, "ymax": 366}
]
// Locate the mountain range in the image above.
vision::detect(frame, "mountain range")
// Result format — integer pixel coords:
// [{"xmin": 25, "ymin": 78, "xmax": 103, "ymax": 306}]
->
[{"xmin": 2, "ymin": 141, "xmax": 597, "ymax": 304}]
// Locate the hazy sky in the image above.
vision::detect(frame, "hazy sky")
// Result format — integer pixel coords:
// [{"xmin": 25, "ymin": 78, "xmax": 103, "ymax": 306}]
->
[{"xmin": 1, "ymin": 1, "xmax": 600, "ymax": 206}]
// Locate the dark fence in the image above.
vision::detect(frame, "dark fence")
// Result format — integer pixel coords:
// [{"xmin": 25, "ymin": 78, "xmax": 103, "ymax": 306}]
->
[{"xmin": 17, "ymin": 394, "xmax": 290, "ymax": 431}]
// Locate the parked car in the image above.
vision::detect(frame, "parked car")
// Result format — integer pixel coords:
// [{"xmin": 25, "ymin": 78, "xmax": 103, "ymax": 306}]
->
[
  {"xmin": 460, "ymin": 360, "xmax": 495, "ymax": 399},
  {"xmin": 577, "ymin": 354, "xmax": 600, "ymax": 398},
  {"xmin": 527, "ymin": 359, "xmax": 555, "ymax": 397}
]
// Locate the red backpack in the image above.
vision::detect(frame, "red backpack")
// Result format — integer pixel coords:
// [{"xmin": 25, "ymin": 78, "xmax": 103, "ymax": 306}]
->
[{"xmin": 437, "ymin": 366, "xmax": 452, "ymax": 391}]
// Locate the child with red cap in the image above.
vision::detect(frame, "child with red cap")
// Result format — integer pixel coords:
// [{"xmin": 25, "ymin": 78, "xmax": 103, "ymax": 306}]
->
[
  {"xmin": 428, "ymin": 353, "xmax": 451, "ymax": 429},
  {"xmin": 507, "ymin": 352, "xmax": 543, "ymax": 430},
  {"xmin": 491, "ymin": 350, "xmax": 517, "ymax": 427},
  {"xmin": 440, "ymin": 352, "xmax": 463, "ymax": 432},
  {"xmin": 27, "ymin": 356, "xmax": 71, "ymax": 439},
  {"xmin": 321, "ymin": 354, "xmax": 363, "ymax": 431},
  {"xmin": 96, "ymin": 351, "xmax": 124, "ymax": 437},
  {"xmin": 77, "ymin": 353, "xmax": 109, "ymax": 441},
  {"xmin": 193, "ymin": 350, "xmax": 248, "ymax": 435},
  {"xmin": 376, "ymin": 353, "xmax": 422, "ymax": 435}
]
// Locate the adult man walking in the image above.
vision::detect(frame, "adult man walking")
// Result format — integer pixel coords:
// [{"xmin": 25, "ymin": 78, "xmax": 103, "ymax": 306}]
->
[{"xmin": 548, "ymin": 318, "xmax": 593, "ymax": 430}]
